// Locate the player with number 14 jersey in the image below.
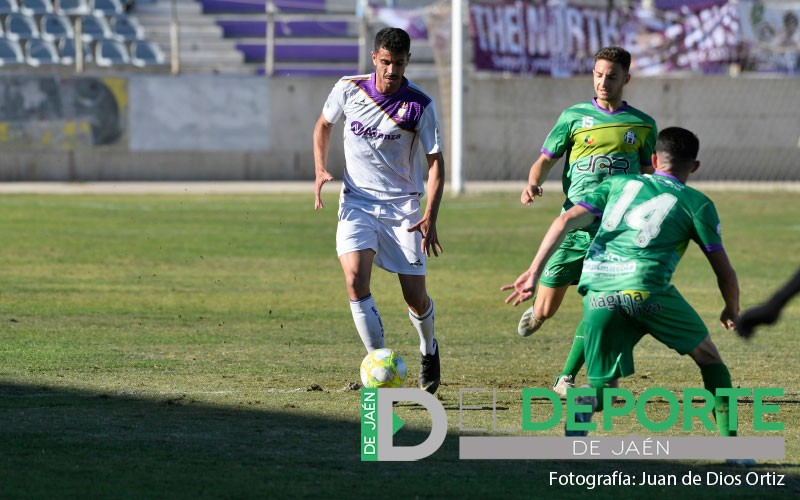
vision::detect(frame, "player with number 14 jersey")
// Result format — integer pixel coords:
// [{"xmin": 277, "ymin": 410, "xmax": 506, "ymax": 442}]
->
[{"xmin": 577, "ymin": 171, "xmax": 723, "ymax": 295}]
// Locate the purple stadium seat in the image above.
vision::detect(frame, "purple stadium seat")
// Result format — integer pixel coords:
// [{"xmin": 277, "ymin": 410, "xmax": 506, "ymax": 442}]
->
[
  {"xmin": 256, "ymin": 65, "xmax": 358, "ymax": 77},
  {"xmin": 218, "ymin": 19, "xmax": 264, "ymax": 37},
  {"xmin": 216, "ymin": 19, "xmax": 350, "ymax": 38},
  {"xmin": 198, "ymin": 0, "xmax": 325, "ymax": 14},
  {"xmin": 235, "ymin": 42, "xmax": 358, "ymax": 63}
]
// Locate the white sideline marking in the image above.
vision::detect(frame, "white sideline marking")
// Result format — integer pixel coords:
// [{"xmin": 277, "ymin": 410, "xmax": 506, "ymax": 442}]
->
[{"xmin": 0, "ymin": 181, "xmax": 799, "ymax": 195}]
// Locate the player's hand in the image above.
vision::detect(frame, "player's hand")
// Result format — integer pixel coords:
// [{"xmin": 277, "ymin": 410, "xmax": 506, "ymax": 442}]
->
[
  {"xmin": 735, "ymin": 302, "xmax": 780, "ymax": 339},
  {"xmin": 501, "ymin": 270, "xmax": 537, "ymax": 306},
  {"xmin": 314, "ymin": 170, "xmax": 334, "ymax": 210},
  {"xmin": 719, "ymin": 307, "xmax": 738, "ymax": 331},
  {"xmin": 408, "ymin": 218, "xmax": 443, "ymax": 257},
  {"xmin": 520, "ymin": 184, "xmax": 544, "ymax": 206}
]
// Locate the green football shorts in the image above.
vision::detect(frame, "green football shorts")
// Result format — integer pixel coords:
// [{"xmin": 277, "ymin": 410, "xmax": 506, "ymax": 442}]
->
[
  {"xmin": 539, "ymin": 230, "xmax": 593, "ymax": 288},
  {"xmin": 581, "ymin": 286, "xmax": 709, "ymax": 384}
]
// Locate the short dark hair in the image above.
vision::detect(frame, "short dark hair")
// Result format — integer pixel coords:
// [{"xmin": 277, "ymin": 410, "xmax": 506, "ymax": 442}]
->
[
  {"xmin": 656, "ymin": 127, "xmax": 700, "ymax": 165},
  {"xmin": 594, "ymin": 46, "xmax": 631, "ymax": 73},
  {"xmin": 374, "ymin": 27, "xmax": 411, "ymax": 54}
]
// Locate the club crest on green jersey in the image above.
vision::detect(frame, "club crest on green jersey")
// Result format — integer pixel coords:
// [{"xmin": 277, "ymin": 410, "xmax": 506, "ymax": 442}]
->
[{"xmin": 624, "ymin": 129, "xmax": 637, "ymax": 145}]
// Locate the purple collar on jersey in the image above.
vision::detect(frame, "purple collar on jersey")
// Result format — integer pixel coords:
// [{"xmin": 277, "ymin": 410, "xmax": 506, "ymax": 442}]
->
[
  {"xmin": 654, "ymin": 170, "xmax": 685, "ymax": 184},
  {"xmin": 351, "ymin": 74, "xmax": 430, "ymax": 131},
  {"xmin": 592, "ymin": 97, "xmax": 629, "ymax": 115}
]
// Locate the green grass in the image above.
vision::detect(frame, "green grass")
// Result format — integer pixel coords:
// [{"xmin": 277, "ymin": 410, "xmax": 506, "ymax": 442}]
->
[{"xmin": 0, "ymin": 190, "xmax": 798, "ymax": 498}]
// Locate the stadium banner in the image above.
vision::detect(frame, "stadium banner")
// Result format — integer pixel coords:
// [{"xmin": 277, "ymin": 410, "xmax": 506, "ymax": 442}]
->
[
  {"xmin": 467, "ymin": 0, "xmax": 744, "ymax": 76},
  {"xmin": 369, "ymin": 5, "xmax": 429, "ymax": 40},
  {"xmin": 737, "ymin": 0, "xmax": 800, "ymax": 74}
]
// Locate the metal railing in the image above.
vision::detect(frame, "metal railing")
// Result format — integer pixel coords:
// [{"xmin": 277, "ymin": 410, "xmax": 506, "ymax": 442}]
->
[{"xmin": 262, "ymin": 0, "xmax": 370, "ymax": 76}]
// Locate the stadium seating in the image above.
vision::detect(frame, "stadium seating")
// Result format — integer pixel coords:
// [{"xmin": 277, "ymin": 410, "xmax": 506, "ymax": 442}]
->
[
  {"xmin": 56, "ymin": 0, "xmax": 90, "ymax": 16},
  {"xmin": 198, "ymin": 0, "xmax": 326, "ymax": 15},
  {"xmin": 130, "ymin": 38, "xmax": 163, "ymax": 66},
  {"xmin": 25, "ymin": 36, "xmax": 59, "ymax": 65},
  {"xmin": 19, "ymin": 0, "xmax": 53, "ymax": 15},
  {"xmin": 0, "ymin": 37, "xmax": 23, "ymax": 64},
  {"xmin": 0, "ymin": 0, "xmax": 167, "ymax": 70},
  {"xmin": 79, "ymin": 13, "xmax": 112, "ymax": 42},
  {"xmin": 5, "ymin": 12, "xmax": 39, "ymax": 40},
  {"xmin": 0, "ymin": 0, "xmax": 427, "ymax": 73},
  {"xmin": 93, "ymin": 0, "xmax": 123, "ymax": 16},
  {"xmin": 94, "ymin": 37, "xmax": 129, "ymax": 65},
  {"xmin": 112, "ymin": 13, "xmax": 143, "ymax": 41},
  {"xmin": 197, "ymin": 0, "xmax": 361, "ymax": 75},
  {"xmin": 58, "ymin": 35, "xmax": 93, "ymax": 64},
  {"xmin": 0, "ymin": 0, "xmax": 19, "ymax": 15},
  {"xmin": 183, "ymin": 0, "xmax": 436, "ymax": 76},
  {"xmin": 216, "ymin": 19, "xmax": 350, "ymax": 39},
  {"xmin": 40, "ymin": 12, "xmax": 74, "ymax": 41}
]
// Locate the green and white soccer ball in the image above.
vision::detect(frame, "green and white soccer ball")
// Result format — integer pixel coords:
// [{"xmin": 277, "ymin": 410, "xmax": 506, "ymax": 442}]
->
[{"xmin": 360, "ymin": 348, "xmax": 407, "ymax": 388}]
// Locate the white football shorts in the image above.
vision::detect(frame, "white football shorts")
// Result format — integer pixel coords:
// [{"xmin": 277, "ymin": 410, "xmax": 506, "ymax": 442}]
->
[{"xmin": 336, "ymin": 197, "xmax": 426, "ymax": 275}]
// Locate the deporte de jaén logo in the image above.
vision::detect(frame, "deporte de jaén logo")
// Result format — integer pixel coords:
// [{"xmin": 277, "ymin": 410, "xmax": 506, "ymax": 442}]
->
[{"xmin": 360, "ymin": 386, "xmax": 785, "ymax": 461}]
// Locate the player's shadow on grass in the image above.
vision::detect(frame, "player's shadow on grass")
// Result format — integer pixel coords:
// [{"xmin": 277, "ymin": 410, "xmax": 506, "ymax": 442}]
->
[{"xmin": 0, "ymin": 383, "xmax": 798, "ymax": 498}]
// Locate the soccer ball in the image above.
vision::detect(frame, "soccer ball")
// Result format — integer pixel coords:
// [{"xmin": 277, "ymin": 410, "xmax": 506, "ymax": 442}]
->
[{"xmin": 360, "ymin": 348, "xmax": 407, "ymax": 388}]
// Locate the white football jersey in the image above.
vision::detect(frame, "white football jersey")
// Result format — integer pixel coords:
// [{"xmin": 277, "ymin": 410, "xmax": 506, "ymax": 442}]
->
[{"xmin": 322, "ymin": 73, "xmax": 442, "ymax": 203}]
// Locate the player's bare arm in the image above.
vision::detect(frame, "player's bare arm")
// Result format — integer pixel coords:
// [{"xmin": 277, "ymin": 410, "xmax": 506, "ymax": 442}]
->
[
  {"xmin": 705, "ymin": 249, "xmax": 740, "ymax": 331},
  {"xmin": 409, "ymin": 152, "xmax": 445, "ymax": 257},
  {"xmin": 312, "ymin": 112, "xmax": 335, "ymax": 210},
  {"xmin": 502, "ymin": 205, "xmax": 596, "ymax": 305},
  {"xmin": 521, "ymin": 154, "xmax": 559, "ymax": 205}
]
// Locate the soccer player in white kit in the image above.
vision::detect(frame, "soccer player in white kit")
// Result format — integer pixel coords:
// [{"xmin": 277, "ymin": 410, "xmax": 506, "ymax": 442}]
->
[{"xmin": 312, "ymin": 27, "xmax": 445, "ymax": 394}]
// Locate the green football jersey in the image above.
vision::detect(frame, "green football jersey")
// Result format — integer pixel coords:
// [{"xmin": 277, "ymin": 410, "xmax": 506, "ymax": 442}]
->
[
  {"xmin": 542, "ymin": 99, "xmax": 657, "ymax": 233},
  {"xmin": 576, "ymin": 172, "xmax": 724, "ymax": 294}
]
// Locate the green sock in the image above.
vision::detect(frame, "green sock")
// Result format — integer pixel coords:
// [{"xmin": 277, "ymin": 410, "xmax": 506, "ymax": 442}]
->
[
  {"xmin": 700, "ymin": 363, "xmax": 736, "ymax": 437},
  {"xmin": 560, "ymin": 321, "xmax": 585, "ymax": 379}
]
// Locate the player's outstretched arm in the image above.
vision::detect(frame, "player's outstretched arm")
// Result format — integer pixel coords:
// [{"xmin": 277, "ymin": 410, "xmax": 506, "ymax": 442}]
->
[
  {"xmin": 312, "ymin": 113, "xmax": 335, "ymax": 210},
  {"xmin": 409, "ymin": 152, "xmax": 445, "ymax": 257},
  {"xmin": 704, "ymin": 249, "xmax": 740, "ymax": 332},
  {"xmin": 736, "ymin": 267, "xmax": 800, "ymax": 338},
  {"xmin": 521, "ymin": 154, "xmax": 559, "ymax": 206},
  {"xmin": 502, "ymin": 205, "xmax": 595, "ymax": 305}
]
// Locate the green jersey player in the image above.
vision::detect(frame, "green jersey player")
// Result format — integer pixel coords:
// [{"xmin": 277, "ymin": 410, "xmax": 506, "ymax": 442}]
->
[
  {"xmin": 505, "ymin": 128, "xmax": 746, "ymax": 451},
  {"xmin": 515, "ymin": 46, "xmax": 658, "ymax": 396}
]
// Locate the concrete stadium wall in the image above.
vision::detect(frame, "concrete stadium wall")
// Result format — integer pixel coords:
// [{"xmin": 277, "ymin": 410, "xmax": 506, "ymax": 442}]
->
[{"xmin": 0, "ymin": 74, "xmax": 797, "ymax": 181}]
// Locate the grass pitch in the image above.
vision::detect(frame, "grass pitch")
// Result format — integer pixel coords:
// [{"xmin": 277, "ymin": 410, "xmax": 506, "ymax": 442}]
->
[{"xmin": 0, "ymin": 189, "xmax": 798, "ymax": 498}]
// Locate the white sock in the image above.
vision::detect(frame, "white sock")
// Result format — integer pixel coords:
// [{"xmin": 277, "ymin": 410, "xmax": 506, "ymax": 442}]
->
[
  {"xmin": 350, "ymin": 294, "xmax": 384, "ymax": 353},
  {"xmin": 409, "ymin": 297, "xmax": 436, "ymax": 355}
]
